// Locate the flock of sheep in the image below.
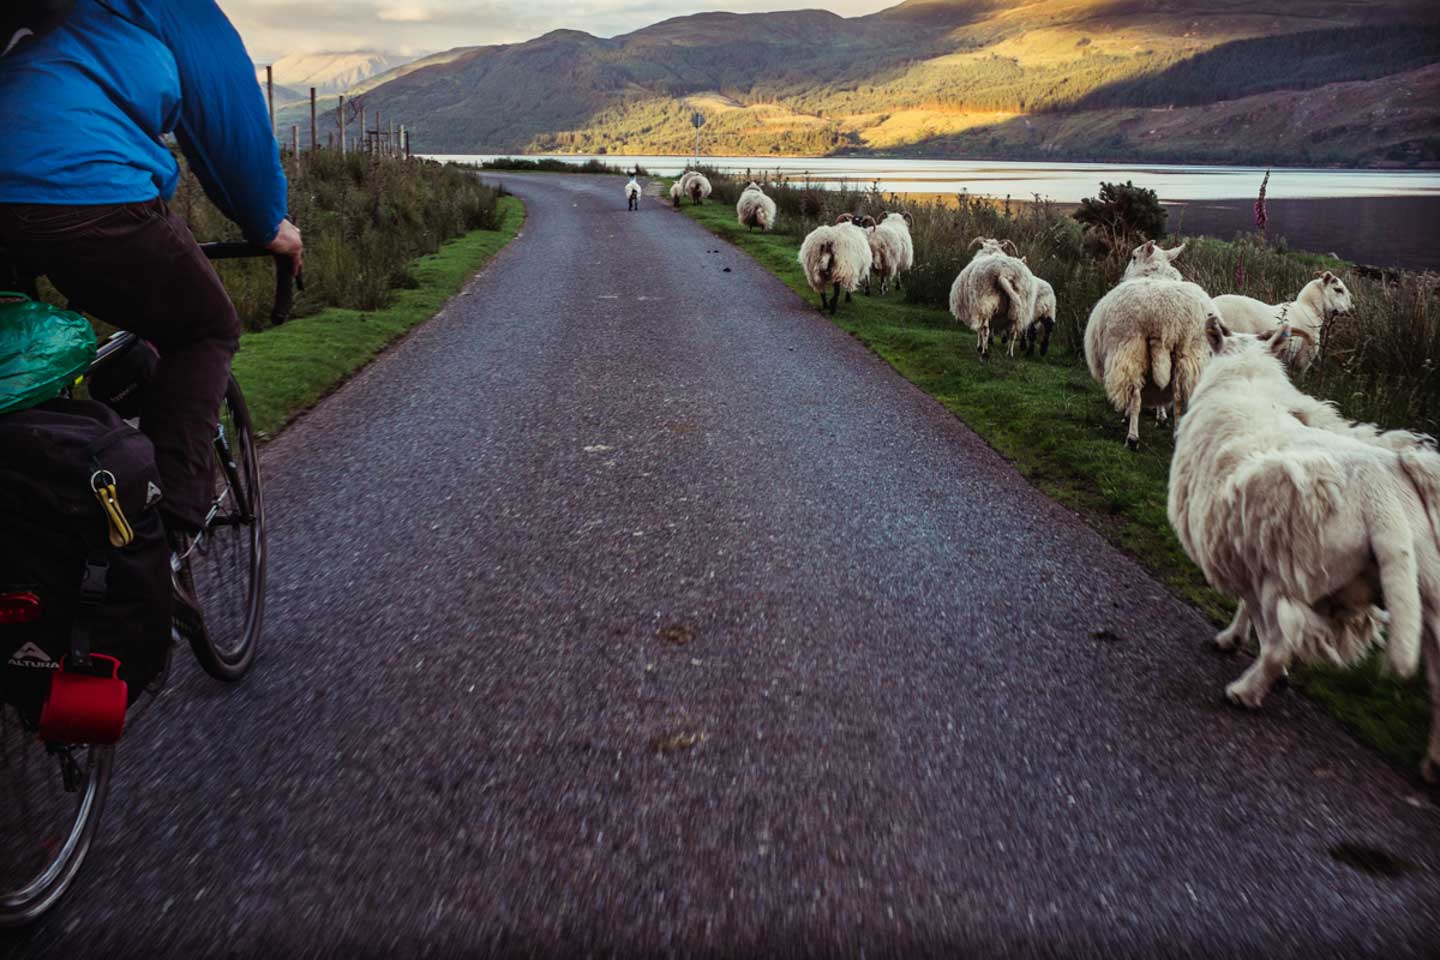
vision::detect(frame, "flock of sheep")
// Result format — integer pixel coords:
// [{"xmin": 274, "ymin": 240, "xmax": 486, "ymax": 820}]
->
[{"xmin": 640, "ymin": 175, "xmax": 1440, "ymax": 782}]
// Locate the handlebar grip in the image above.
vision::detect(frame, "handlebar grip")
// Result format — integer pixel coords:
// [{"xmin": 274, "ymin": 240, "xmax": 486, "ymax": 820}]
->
[
  {"xmin": 271, "ymin": 255, "xmax": 296, "ymax": 326},
  {"xmin": 196, "ymin": 242, "xmax": 299, "ymax": 326}
]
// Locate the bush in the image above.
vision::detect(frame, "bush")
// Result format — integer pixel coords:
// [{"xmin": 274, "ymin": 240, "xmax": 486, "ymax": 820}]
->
[
  {"xmin": 1073, "ymin": 180, "xmax": 1168, "ymax": 257},
  {"xmin": 172, "ymin": 151, "xmax": 503, "ymax": 330}
]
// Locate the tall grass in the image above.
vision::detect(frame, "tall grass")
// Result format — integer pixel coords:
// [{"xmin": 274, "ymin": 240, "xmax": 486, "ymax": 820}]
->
[
  {"xmin": 697, "ymin": 167, "xmax": 1440, "ymax": 434},
  {"xmin": 171, "ymin": 151, "xmax": 504, "ymax": 331}
]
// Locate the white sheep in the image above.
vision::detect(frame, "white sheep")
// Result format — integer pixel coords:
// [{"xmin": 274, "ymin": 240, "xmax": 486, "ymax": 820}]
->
[
  {"xmin": 798, "ymin": 219, "xmax": 873, "ymax": 315},
  {"xmin": 1168, "ymin": 318, "xmax": 1439, "ymax": 781},
  {"xmin": 874, "ymin": 212, "xmax": 913, "ymax": 291},
  {"xmin": 1124, "ymin": 239, "xmax": 1187, "ymax": 280},
  {"xmin": 862, "ymin": 215, "xmax": 907, "ymax": 296},
  {"xmin": 1212, "ymin": 271, "xmax": 1353, "ymax": 372},
  {"xmin": 669, "ymin": 179, "xmax": 684, "ymax": 207},
  {"xmin": 947, "ymin": 237, "xmax": 1037, "ymax": 361},
  {"xmin": 1022, "ymin": 276, "xmax": 1056, "ymax": 357},
  {"xmin": 625, "ymin": 176, "xmax": 641, "ymax": 211},
  {"xmin": 1084, "ymin": 240, "xmax": 1212, "ymax": 449},
  {"xmin": 736, "ymin": 182, "xmax": 776, "ymax": 231},
  {"xmin": 683, "ymin": 171, "xmax": 712, "ymax": 206}
]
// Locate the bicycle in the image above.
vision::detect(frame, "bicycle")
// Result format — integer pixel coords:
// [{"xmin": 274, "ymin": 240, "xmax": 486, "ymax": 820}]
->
[{"xmin": 0, "ymin": 244, "xmax": 296, "ymax": 927}]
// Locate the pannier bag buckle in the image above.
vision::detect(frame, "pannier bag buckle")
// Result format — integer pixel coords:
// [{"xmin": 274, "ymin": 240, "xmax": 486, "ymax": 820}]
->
[
  {"xmin": 90, "ymin": 469, "xmax": 134, "ymax": 547},
  {"xmin": 39, "ymin": 654, "xmax": 128, "ymax": 745}
]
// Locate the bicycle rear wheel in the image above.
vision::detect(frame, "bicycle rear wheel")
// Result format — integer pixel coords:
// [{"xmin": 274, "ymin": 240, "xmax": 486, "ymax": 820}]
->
[
  {"xmin": 182, "ymin": 375, "xmax": 266, "ymax": 681},
  {"xmin": 0, "ymin": 705, "xmax": 114, "ymax": 928}
]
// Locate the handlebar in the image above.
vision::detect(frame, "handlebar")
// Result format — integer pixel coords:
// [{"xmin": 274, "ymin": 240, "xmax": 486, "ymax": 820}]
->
[{"xmin": 198, "ymin": 242, "xmax": 304, "ymax": 327}]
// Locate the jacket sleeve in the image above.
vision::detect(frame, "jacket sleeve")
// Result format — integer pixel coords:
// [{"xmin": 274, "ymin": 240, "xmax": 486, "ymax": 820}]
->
[{"xmin": 144, "ymin": 0, "xmax": 288, "ymax": 245}]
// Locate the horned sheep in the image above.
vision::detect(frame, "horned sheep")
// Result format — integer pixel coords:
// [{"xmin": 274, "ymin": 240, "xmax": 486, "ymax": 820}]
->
[
  {"xmin": 798, "ymin": 217, "xmax": 873, "ymax": 315},
  {"xmin": 869, "ymin": 212, "xmax": 913, "ymax": 295},
  {"xmin": 1083, "ymin": 240, "xmax": 1214, "ymax": 449},
  {"xmin": 736, "ymin": 182, "xmax": 777, "ymax": 232},
  {"xmin": 1167, "ymin": 318, "xmax": 1440, "ymax": 781},
  {"xmin": 948, "ymin": 237, "xmax": 1037, "ymax": 361},
  {"xmin": 1212, "ymin": 271, "xmax": 1353, "ymax": 372}
]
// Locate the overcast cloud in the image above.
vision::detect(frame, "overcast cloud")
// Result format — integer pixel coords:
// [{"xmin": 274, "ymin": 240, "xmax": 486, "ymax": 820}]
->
[{"xmin": 224, "ymin": 0, "xmax": 899, "ymax": 63}]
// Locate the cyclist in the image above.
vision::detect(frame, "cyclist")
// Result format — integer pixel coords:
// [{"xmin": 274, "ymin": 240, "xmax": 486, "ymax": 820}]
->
[{"xmin": 0, "ymin": 0, "xmax": 301, "ymax": 553}]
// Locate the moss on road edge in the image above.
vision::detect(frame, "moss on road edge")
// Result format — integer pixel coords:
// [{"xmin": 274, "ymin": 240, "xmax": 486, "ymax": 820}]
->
[
  {"xmin": 233, "ymin": 195, "xmax": 524, "ymax": 439},
  {"xmin": 672, "ymin": 192, "xmax": 1432, "ymax": 779}
]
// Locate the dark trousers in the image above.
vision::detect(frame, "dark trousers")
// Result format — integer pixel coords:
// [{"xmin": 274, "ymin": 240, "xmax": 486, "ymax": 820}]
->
[{"xmin": 0, "ymin": 198, "xmax": 240, "ymax": 532}]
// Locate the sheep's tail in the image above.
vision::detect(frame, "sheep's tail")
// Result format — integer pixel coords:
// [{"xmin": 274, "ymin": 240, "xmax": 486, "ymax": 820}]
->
[
  {"xmin": 1397, "ymin": 446, "xmax": 1440, "ymax": 545},
  {"xmin": 1367, "ymin": 481, "xmax": 1423, "ymax": 678},
  {"xmin": 1148, "ymin": 339, "xmax": 1173, "ymax": 392},
  {"xmin": 996, "ymin": 273, "xmax": 1026, "ymax": 338},
  {"xmin": 1103, "ymin": 335, "xmax": 1149, "ymax": 415}
]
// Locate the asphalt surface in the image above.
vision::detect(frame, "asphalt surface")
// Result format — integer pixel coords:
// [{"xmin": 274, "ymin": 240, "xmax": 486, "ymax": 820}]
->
[{"xmin": 7, "ymin": 174, "xmax": 1438, "ymax": 958}]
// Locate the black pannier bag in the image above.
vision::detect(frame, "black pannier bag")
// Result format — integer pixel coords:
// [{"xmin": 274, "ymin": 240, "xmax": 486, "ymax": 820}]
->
[{"xmin": 0, "ymin": 399, "xmax": 172, "ymax": 722}]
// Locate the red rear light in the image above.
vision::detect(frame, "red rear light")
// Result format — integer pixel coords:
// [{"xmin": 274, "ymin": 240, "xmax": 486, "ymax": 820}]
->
[{"xmin": 0, "ymin": 591, "xmax": 42, "ymax": 625}]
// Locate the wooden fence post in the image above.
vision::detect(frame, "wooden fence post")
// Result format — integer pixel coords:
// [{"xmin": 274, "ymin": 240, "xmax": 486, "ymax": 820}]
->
[
  {"xmin": 266, "ymin": 65, "xmax": 275, "ymax": 141},
  {"xmin": 291, "ymin": 125, "xmax": 299, "ymax": 173},
  {"xmin": 359, "ymin": 104, "xmax": 366, "ymax": 155},
  {"xmin": 309, "ymin": 87, "xmax": 317, "ymax": 153},
  {"xmin": 338, "ymin": 94, "xmax": 346, "ymax": 156}
]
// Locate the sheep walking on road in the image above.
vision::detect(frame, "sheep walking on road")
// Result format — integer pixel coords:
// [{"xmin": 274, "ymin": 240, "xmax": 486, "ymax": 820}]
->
[
  {"xmin": 669, "ymin": 180, "xmax": 684, "ymax": 208},
  {"xmin": 799, "ymin": 218, "xmax": 873, "ymax": 315},
  {"xmin": 625, "ymin": 176, "xmax": 641, "ymax": 211},
  {"xmin": 736, "ymin": 182, "xmax": 776, "ymax": 231},
  {"xmin": 948, "ymin": 237, "xmax": 1037, "ymax": 361},
  {"xmin": 1084, "ymin": 240, "xmax": 1212, "ymax": 449},
  {"xmin": 1212, "ymin": 271, "xmax": 1354, "ymax": 372},
  {"xmin": 1168, "ymin": 318, "xmax": 1440, "ymax": 781}
]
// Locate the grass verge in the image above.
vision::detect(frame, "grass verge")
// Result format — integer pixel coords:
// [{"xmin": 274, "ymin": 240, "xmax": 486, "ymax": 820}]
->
[
  {"xmin": 232, "ymin": 195, "xmax": 523, "ymax": 439},
  {"xmin": 673, "ymin": 191, "xmax": 1432, "ymax": 777}
]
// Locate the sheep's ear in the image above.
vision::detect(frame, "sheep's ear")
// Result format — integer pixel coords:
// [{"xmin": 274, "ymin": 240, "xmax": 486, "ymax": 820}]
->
[
  {"xmin": 1321, "ymin": 270, "xmax": 1335, "ymax": 281},
  {"xmin": 1205, "ymin": 315, "xmax": 1230, "ymax": 353},
  {"xmin": 1140, "ymin": 240, "xmax": 1155, "ymax": 256},
  {"xmin": 1163, "ymin": 241, "xmax": 1186, "ymax": 260}
]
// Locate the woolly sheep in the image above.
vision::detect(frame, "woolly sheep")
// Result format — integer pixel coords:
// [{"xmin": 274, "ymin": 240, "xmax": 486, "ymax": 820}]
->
[
  {"xmin": 877, "ymin": 212, "xmax": 914, "ymax": 286},
  {"xmin": 947, "ymin": 237, "xmax": 1037, "ymax": 361},
  {"xmin": 798, "ymin": 219, "xmax": 873, "ymax": 315},
  {"xmin": 1084, "ymin": 241, "xmax": 1212, "ymax": 449},
  {"xmin": 863, "ymin": 215, "xmax": 908, "ymax": 296},
  {"xmin": 736, "ymin": 182, "xmax": 777, "ymax": 232},
  {"xmin": 669, "ymin": 180, "xmax": 684, "ymax": 207},
  {"xmin": 683, "ymin": 171, "xmax": 712, "ymax": 206},
  {"xmin": 1212, "ymin": 271, "xmax": 1353, "ymax": 372},
  {"xmin": 625, "ymin": 176, "xmax": 641, "ymax": 211},
  {"xmin": 1167, "ymin": 319, "xmax": 1439, "ymax": 780},
  {"xmin": 1124, "ymin": 239, "xmax": 1187, "ymax": 281},
  {"xmin": 1022, "ymin": 276, "xmax": 1056, "ymax": 357}
]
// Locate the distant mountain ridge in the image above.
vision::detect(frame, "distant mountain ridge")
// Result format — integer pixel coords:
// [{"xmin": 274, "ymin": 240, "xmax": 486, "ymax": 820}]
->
[
  {"xmin": 256, "ymin": 51, "xmax": 417, "ymax": 102},
  {"xmin": 322, "ymin": 0, "xmax": 1440, "ymax": 166}
]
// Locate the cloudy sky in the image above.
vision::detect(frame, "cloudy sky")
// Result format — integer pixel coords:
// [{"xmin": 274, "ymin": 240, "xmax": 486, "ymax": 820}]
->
[{"xmin": 226, "ymin": 0, "xmax": 901, "ymax": 63}]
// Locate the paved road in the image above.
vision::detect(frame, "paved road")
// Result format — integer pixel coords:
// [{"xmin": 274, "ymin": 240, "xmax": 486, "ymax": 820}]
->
[{"xmin": 8, "ymin": 174, "xmax": 1437, "ymax": 957}]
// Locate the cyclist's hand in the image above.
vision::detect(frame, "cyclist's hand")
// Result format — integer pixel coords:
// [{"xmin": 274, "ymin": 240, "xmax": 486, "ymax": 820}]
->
[{"xmin": 266, "ymin": 218, "xmax": 303, "ymax": 271}]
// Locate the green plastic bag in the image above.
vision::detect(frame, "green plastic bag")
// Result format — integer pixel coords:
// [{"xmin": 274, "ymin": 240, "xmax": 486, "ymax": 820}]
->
[{"xmin": 0, "ymin": 292, "xmax": 97, "ymax": 416}]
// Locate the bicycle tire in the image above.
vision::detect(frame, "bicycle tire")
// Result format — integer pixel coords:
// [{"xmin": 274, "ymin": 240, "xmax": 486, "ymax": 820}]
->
[
  {"xmin": 0, "ymin": 713, "xmax": 114, "ymax": 929},
  {"xmin": 184, "ymin": 375, "xmax": 266, "ymax": 681}
]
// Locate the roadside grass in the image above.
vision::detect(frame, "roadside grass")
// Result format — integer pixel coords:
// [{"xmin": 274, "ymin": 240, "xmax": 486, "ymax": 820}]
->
[
  {"xmin": 232, "ymin": 195, "xmax": 523, "ymax": 438},
  {"xmin": 673, "ymin": 189, "xmax": 1433, "ymax": 777}
]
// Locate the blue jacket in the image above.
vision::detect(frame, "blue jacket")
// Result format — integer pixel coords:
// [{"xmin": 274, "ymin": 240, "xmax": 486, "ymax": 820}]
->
[{"xmin": 0, "ymin": 0, "xmax": 286, "ymax": 245}]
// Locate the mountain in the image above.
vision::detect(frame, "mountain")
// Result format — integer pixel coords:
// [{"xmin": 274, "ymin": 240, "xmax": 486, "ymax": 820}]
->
[
  {"xmin": 256, "ymin": 51, "xmax": 418, "ymax": 102},
  {"xmin": 329, "ymin": 0, "xmax": 1440, "ymax": 166}
]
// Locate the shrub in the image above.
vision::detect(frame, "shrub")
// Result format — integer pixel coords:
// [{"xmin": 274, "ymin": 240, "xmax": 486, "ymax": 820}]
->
[{"xmin": 1073, "ymin": 180, "xmax": 1168, "ymax": 257}]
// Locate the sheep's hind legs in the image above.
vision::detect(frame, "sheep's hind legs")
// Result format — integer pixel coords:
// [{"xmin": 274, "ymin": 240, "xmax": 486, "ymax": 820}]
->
[
  {"xmin": 1124, "ymin": 387, "xmax": 1142, "ymax": 451},
  {"xmin": 1215, "ymin": 601, "xmax": 1251, "ymax": 652},
  {"xmin": 1225, "ymin": 591, "xmax": 1295, "ymax": 709},
  {"xmin": 830, "ymin": 282, "xmax": 841, "ymax": 315}
]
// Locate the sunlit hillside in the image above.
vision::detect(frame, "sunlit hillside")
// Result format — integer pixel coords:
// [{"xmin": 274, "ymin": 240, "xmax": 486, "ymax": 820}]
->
[{"xmin": 320, "ymin": 0, "xmax": 1440, "ymax": 165}]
